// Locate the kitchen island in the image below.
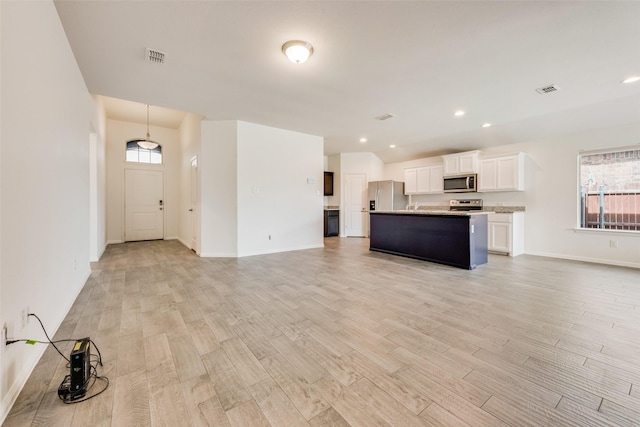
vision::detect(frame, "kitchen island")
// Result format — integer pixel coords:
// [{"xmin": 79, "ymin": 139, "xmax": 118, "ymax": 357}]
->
[{"xmin": 369, "ymin": 210, "xmax": 491, "ymax": 270}]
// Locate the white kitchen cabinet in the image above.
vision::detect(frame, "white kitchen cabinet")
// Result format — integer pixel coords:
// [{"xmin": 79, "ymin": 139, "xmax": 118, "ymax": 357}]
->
[
  {"xmin": 404, "ymin": 168, "xmax": 417, "ymax": 195},
  {"xmin": 428, "ymin": 165, "xmax": 444, "ymax": 193},
  {"xmin": 442, "ymin": 150, "xmax": 480, "ymax": 176},
  {"xmin": 488, "ymin": 212, "xmax": 524, "ymax": 256},
  {"xmin": 478, "ymin": 153, "xmax": 525, "ymax": 192},
  {"xmin": 405, "ymin": 165, "xmax": 443, "ymax": 194}
]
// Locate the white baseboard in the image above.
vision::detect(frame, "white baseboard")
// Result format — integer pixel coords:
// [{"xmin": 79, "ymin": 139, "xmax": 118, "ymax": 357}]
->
[
  {"xmin": 199, "ymin": 252, "xmax": 237, "ymax": 258},
  {"xmin": 238, "ymin": 243, "xmax": 324, "ymax": 258},
  {"xmin": 106, "ymin": 239, "xmax": 123, "ymax": 245},
  {"xmin": 89, "ymin": 243, "xmax": 108, "ymax": 262},
  {"xmin": 176, "ymin": 237, "xmax": 191, "ymax": 249},
  {"xmin": 524, "ymin": 250, "xmax": 640, "ymax": 269},
  {"xmin": 182, "ymin": 244, "xmax": 325, "ymax": 259}
]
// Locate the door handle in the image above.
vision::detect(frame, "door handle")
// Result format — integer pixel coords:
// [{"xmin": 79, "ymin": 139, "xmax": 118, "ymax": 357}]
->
[{"xmin": 188, "ymin": 208, "xmax": 193, "ymax": 212}]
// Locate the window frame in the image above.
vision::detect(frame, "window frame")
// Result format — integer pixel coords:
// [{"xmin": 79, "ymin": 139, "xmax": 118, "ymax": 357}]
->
[
  {"xmin": 577, "ymin": 145, "xmax": 640, "ymax": 233},
  {"xmin": 125, "ymin": 141, "xmax": 163, "ymax": 165}
]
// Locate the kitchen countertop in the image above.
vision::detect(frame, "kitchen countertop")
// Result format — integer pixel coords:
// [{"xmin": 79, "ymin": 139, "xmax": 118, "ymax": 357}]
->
[
  {"xmin": 400, "ymin": 205, "xmax": 526, "ymax": 213},
  {"xmin": 370, "ymin": 210, "xmax": 493, "ymax": 216},
  {"xmin": 486, "ymin": 206, "xmax": 526, "ymax": 213}
]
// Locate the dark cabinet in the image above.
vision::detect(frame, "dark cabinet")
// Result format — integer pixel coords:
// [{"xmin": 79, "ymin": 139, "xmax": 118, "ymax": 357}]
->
[
  {"xmin": 324, "ymin": 210, "xmax": 339, "ymax": 237},
  {"xmin": 369, "ymin": 212, "xmax": 488, "ymax": 270},
  {"xmin": 324, "ymin": 171, "xmax": 334, "ymax": 196}
]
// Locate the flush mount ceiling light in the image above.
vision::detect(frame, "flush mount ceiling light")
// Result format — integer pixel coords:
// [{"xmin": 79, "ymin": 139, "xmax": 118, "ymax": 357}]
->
[
  {"xmin": 282, "ymin": 40, "xmax": 314, "ymax": 64},
  {"xmin": 127, "ymin": 104, "xmax": 159, "ymax": 150},
  {"xmin": 622, "ymin": 76, "xmax": 640, "ymax": 84},
  {"xmin": 454, "ymin": 110, "xmax": 465, "ymax": 117},
  {"xmin": 482, "ymin": 123, "xmax": 492, "ymax": 128},
  {"xmin": 360, "ymin": 138, "xmax": 367, "ymax": 143},
  {"xmin": 389, "ymin": 144, "xmax": 397, "ymax": 148}
]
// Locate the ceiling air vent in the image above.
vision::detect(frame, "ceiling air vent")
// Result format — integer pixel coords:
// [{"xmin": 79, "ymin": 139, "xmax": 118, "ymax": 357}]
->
[
  {"xmin": 374, "ymin": 113, "xmax": 396, "ymax": 121},
  {"xmin": 145, "ymin": 48, "xmax": 166, "ymax": 65},
  {"xmin": 535, "ymin": 84, "xmax": 560, "ymax": 94}
]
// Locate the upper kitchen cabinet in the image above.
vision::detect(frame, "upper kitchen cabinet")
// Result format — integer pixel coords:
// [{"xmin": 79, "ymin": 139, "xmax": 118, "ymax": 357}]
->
[
  {"xmin": 442, "ymin": 150, "xmax": 480, "ymax": 176},
  {"xmin": 404, "ymin": 168, "xmax": 417, "ymax": 194},
  {"xmin": 478, "ymin": 153, "xmax": 525, "ymax": 192},
  {"xmin": 404, "ymin": 165, "xmax": 443, "ymax": 194}
]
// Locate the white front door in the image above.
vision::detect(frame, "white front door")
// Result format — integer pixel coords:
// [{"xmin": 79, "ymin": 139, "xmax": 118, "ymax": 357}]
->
[
  {"xmin": 125, "ymin": 169, "xmax": 164, "ymax": 241},
  {"xmin": 190, "ymin": 156, "xmax": 198, "ymax": 251},
  {"xmin": 344, "ymin": 173, "xmax": 367, "ymax": 237}
]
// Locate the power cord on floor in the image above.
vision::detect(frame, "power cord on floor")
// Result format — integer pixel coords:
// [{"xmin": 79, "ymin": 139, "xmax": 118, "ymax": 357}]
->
[{"xmin": 5, "ymin": 313, "xmax": 109, "ymax": 404}]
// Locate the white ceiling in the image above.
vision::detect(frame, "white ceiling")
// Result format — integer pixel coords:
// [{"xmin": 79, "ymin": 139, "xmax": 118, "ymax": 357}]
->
[{"xmin": 55, "ymin": 1, "xmax": 640, "ymax": 163}]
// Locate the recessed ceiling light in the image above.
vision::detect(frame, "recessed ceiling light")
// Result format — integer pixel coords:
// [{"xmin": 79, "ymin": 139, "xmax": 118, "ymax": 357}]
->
[
  {"xmin": 389, "ymin": 144, "xmax": 396, "ymax": 148},
  {"xmin": 622, "ymin": 76, "xmax": 640, "ymax": 84},
  {"xmin": 482, "ymin": 123, "xmax": 492, "ymax": 128},
  {"xmin": 454, "ymin": 110, "xmax": 465, "ymax": 117},
  {"xmin": 360, "ymin": 138, "xmax": 367, "ymax": 143}
]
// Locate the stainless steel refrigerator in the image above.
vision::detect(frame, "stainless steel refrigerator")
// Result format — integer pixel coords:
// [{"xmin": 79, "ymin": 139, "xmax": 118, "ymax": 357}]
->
[{"xmin": 368, "ymin": 181, "xmax": 407, "ymax": 211}]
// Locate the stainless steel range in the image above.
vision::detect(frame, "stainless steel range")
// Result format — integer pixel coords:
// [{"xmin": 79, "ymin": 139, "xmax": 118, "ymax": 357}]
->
[{"xmin": 449, "ymin": 199, "xmax": 483, "ymax": 211}]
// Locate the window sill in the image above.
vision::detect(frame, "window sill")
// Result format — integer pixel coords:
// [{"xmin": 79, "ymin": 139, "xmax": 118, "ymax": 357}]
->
[{"xmin": 574, "ymin": 228, "xmax": 639, "ymax": 235}]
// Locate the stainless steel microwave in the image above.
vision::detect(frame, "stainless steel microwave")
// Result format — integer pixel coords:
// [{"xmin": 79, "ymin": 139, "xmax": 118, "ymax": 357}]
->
[{"xmin": 443, "ymin": 174, "xmax": 477, "ymax": 193}]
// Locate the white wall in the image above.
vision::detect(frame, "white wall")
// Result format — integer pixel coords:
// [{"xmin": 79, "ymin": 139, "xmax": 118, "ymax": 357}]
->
[
  {"xmin": 200, "ymin": 120, "xmax": 324, "ymax": 257},
  {"xmin": 89, "ymin": 95, "xmax": 107, "ymax": 261},
  {"xmin": 340, "ymin": 152, "xmax": 385, "ymax": 183},
  {"xmin": 200, "ymin": 121, "xmax": 238, "ymax": 257},
  {"xmin": 105, "ymin": 119, "xmax": 180, "ymax": 243},
  {"xmin": 178, "ymin": 113, "xmax": 202, "ymax": 252},
  {"xmin": 384, "ymin": 122, "xmax": 640, "ymax": 267},
  {"xmin": 0, "ymin": 1, "xmax": 96, "ymax": 422},
  {"xmin": 237, "ymin": 121, "xmax": 324, "ymax": 256}
]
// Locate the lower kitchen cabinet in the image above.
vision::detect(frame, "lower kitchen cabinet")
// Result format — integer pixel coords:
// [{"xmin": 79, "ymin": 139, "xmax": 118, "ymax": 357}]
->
[
  {"xmin": 488, "ymin": 212, "xmax": 524, "ymax": 256},
  {"xmin": 324, "ymin": 209, "xmax": 339, "ymax": 237}
]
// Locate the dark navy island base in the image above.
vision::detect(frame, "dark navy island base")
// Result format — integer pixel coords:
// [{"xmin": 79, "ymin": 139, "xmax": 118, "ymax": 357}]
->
[{"xmin": 369, "ymin": 211, "xmax": 489, "ymax": 270}]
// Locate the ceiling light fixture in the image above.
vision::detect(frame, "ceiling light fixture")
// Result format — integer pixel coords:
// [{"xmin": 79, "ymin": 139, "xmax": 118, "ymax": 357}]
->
[
  {"xmin": 127, "ymin": 104, "xmax": 159, "ymax": 150},
  {"xmin": 454, "ymin": 110, "xmax": 465, "ymax": 117},
  {"xmin": 282, "ymin": 40, "xmax": 314, "ymax": 64},
  {"xmin": 389, "ymin": 144, "xmax": 396, "ymax": 148},
  {"xmin": 622, "ymin": 76, "xmax": 640, "ymax": 84},
  {"xmin": 360, "ymin": 138, "xmax": 367, "ymax": 143},
  {"xmin": 482, "ymin": 123, "xmax": 492, "ymax": 128}
]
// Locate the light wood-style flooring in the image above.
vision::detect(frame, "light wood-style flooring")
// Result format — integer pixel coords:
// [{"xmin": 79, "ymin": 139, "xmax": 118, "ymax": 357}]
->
[{"xmin": 4, "ymin": 238, "xmax": 640, "ymax": 426}]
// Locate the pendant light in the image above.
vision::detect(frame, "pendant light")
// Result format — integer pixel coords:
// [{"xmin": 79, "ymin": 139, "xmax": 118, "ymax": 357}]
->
[{"xmin": 128, "ymin": 104, "xmax": 159, "ymax": 150}]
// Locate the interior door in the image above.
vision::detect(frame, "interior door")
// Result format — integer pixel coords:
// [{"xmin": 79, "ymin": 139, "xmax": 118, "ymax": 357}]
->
[
  {"xmin": 344, "ymin": 173, "xmax": 367, "ymax": 237},
  {"xmin": 125, "ymin": 169, "xmax": 164, "ymax": 241},
  {"xmin": 190, "ymin": 156, "xmax": 198, "ymax": 251}
]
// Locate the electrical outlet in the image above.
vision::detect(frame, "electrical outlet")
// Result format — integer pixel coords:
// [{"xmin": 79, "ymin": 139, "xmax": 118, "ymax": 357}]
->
[
  {"xmin": 21, "ymin": 307, "xmax": 30, "ymax": 329},
  {"xmin": 2, "ymin": 324, "xmax": 7, "ymax": 350},
  {"xmin": 2, "ymin": 322, "xmax": 11, "ymax": 351}
]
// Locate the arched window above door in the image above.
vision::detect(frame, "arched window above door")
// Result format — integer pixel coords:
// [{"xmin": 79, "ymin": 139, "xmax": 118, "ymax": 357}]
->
[{"xmin": 126, "ymin": 141, "xmax": 162, "ymax": 164}]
